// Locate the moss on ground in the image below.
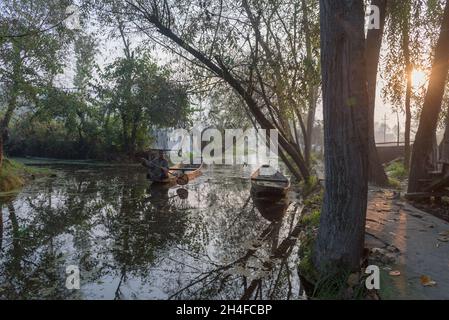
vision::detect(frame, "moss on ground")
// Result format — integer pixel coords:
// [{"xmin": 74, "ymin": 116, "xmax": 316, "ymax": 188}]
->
[
  {"xmin": 297, "ymin": 188, "xmax": 323, "ymax": 290},
  {"xmin": 0, "ymin": 158, "xmax": 51, "ymax": 193}
]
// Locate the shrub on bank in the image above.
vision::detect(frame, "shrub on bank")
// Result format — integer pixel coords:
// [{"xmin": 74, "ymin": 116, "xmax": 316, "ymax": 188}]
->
[
  {"xmin": 385, "ymin": 160, "xmax": 407, "ymax": 180},
  {"xmin": 0, "ymin": 159, "xmax": 24, "ymax": 193},
  {"xmin": 0, "ymin": 158, "xmax": 50, "ymax": 193}
]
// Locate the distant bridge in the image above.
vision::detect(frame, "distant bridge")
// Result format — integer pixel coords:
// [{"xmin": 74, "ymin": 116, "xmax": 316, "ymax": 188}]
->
[{"xmin": 376, "ymin": 141, "xmax": 413, "ymax": 164}]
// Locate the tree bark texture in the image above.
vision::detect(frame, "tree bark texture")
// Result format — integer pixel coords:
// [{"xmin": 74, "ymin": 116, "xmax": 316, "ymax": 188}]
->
[{"xmin": 314, "ymin": 0, "xmax": 370, "ymax": 273}]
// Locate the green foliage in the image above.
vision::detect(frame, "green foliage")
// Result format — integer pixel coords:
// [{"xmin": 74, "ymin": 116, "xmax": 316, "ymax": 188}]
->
[
  {"xmin": 1, "ymin": 2, "xmax": 193, "ymax": 160},
  {"xmin": 301, "ymin": 208, "xmax": 321, "ymax": 227},
  {"xmin": 385, "ymin": 160, "xmax": 407, "ymax": 189},
  {"xmin": 101, "ymin": 49, "xmax": 192, "ymax": 153},
  {"xmin": 0, "ymin": 160, "xmax": 24, "ymax": 192},
  {"xmin": 0, "ymin": 0, "xmax": 73, "ymax": 117},
  {"xmin": 386, "ymin": 160, "xmax": 407, "ymax": 180},
  {"xmin": 388, "ymin": 177, "xmax": 402, "ymax": 189},
  {"xmin": 302, "ymin": 187, "xmax": 323, "ymax": 210},
  {"xmin": 297, "ymin": 238, "xmax": 318, "ymax": 285},
  {"xmin": 0, "ymin": 158, "xmax": 50, "ymax": 192},
  {"xmin": 6, "ymin": 45, "xmax": 193, "ymax": 159}
]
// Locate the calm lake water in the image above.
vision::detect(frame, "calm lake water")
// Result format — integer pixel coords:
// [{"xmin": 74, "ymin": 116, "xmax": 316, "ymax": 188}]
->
[{"xmin": 0, "ymin": 163, "xmax": 303, "ymax": 300}]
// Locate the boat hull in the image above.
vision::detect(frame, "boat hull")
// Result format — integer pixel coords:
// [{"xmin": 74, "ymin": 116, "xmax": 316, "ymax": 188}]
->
[
  {"xmin": 149, "ymin": 163, "xmax": 203, "ymax": 185},
  {"xmin": 250, "ymin": 167, "xmax": 290, "ymax": 198},
  {"xmin": 250, "ymin": 183, "xmax": 289, "ymax": 197}
]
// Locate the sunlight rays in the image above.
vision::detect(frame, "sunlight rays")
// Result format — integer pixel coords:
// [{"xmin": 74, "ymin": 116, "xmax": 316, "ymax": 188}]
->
[{"xmin": 412, "ymin": 69, "xmax": 428, "ymax": 89}]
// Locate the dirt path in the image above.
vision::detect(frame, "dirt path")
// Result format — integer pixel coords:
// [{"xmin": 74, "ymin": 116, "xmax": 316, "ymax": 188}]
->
[{"xmin": 366, "ymin": 189, "xmax": 449, "ymax": 300}]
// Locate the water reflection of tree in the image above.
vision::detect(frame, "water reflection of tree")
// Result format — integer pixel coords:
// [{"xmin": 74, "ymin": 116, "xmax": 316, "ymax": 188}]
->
[
  {"xmin": 0, "ymin": 202, "xmax": 70, "ymax": 299},
  {"xmin": 166, "ymin": 199, "xmax": 304, "ymax": 300},
  {"xmin": 100, "ymin": 180, "xmax": 191, "ymax": 300},
  {"xmin": 0, "ymin": 201, "xmax": 5, "ymax": 252},
  {"xmin": 0, "ymin": 167, "xmax": 190, "ymax": 299},
  {"xmin": 0, "ymin": 176, "xmax": 99, "ymax": 299},
  {"xmin": 158, "ymin": 169, "xmax": 305, "ymax": 300},
  {"xmin": 1, "ymin": 166, "xmax": 306, "ymax": 300}
]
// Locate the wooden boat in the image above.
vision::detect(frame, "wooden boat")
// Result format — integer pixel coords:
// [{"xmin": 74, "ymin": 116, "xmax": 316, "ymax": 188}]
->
[
  {"xmin": 250, "ymin": 165, "xmax": 290, "ymax": 198},
  {"xmin": 149, "ymin": 163, "xmax": 203, "ymax": 185}
]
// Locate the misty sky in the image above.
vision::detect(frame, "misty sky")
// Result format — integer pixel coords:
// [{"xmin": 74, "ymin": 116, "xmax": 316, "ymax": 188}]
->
[{"xmin": 58, "ymin": 9, "xmax": 423, "ymax": 145}]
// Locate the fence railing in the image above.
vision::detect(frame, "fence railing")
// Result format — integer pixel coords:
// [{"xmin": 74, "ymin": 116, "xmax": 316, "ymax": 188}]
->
[{"xmin": 376, "ymin": 141, "xmax": 414, "ymax": 147}]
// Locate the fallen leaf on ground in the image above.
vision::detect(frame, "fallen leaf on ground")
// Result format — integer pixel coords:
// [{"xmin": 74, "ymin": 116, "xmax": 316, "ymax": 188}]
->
[
  {"xmin": 389, "ymin": 270, "xmax": 401, "ymax": 276},
  {"xmin": 438, "ymin": 231, "xmax": 449, "ymax": 236},
  {"xmin": 420, "ymin": 275, "xmax": 437, "ymax": 287},
  {"xmin": 437, "ymin": 236, "xmax": 449, "ymax": 242}
]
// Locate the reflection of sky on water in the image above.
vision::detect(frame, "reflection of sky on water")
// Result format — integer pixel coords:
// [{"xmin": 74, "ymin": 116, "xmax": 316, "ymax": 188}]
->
[{"xmin": 0, "ymin": 165, "xmax": 303, "ymax": 300}]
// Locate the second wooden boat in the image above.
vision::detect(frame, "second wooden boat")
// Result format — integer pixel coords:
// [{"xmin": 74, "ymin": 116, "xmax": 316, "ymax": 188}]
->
[
  {"xmin": 251, "ymin": 165, "xmax": 290, "ymax": 198},
  {"xmin": 150, "ymin": 163, "xmax": 203, "ymax": 185}
]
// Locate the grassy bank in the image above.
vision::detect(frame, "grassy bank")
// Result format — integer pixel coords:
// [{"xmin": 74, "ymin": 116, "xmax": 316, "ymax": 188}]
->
[
  {"xmin": 385, "ymin": 159, "xmax": 407, "ymax": 189},
  {"xmin": 0, "ymin": 158, "xmax": 51, "ymax": 193}
]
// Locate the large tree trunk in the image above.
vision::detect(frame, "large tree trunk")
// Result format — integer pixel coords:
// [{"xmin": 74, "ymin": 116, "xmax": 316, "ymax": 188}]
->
[
  {"xmin": 438, "ymin": 112, "xmax": 449, "ymax": 176},
  {"xmin": 366, "ymin": 0, "xmax": 389, "ymax": 186},
  {"xmin": 408, "ymin": 1, "xmax": 449, "ymax": 193},
  {"xmin": 305, "ymin": 92, "xmax": 317, "ymax": 167},
  {"xmin": 1, "ymin": 41, "xmax": 22, "ymax": 173},
  {"xmin": 404, "ymin": 66, "xmax": 412, "ymax": 170},
  {"xmin": 403, "ymin": 28, "xmax": 412, "ymax": 171},
  {"xmin": 313, "ymin": 0, "xmax": 370, "ymax": 273},
  {"xmin": 130, "ymin": 116, "xmax": 141, "ymax": 155},
  {"xmin": 121, "ymin": 113, "xmax": 130, "ymax": 153},
  {"xmin": 0, "ymin": 93, "xmax": 18, "ymax": 173},
  {"xmin": 302, "ymin": 0, "xmax": 319, "ymax": 168}
]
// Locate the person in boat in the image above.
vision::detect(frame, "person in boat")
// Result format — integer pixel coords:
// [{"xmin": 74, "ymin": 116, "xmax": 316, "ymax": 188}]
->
[{"xmin": 142, "ymin": 150, "xmax": 170, "ymax": 181}]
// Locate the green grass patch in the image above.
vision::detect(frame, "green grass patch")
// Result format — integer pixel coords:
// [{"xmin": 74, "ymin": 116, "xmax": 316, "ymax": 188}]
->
[
  {"xmin": 300, "ymin": 175, "xmax": 322, "ymax": 197},
  {"xmin": 297, "ymin": 189, "xmax": 323, "ymax": 289},
  {"xmin": 0, "ymin": 158, "xmax": 51, "ymax": 193},
  {"xmin": 312, "ymin": 269, "xmax": 369, "ymax": 300},
  {"xmin": 385, "ymin": 160, "xmax": 407, "ymax": 180},
  {"xmin": 301, "ymin": 208, "xmax": 321, "ymax": 227},
  {"xmin": 388, "ymin": 177, "xmax": 401, "ymax": 189}
]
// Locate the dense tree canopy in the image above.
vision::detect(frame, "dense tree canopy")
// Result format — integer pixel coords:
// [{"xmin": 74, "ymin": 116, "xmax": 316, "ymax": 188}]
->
[{"xmin": 1, "ymin": 1, "xmax": 193, "ymax": 160}]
